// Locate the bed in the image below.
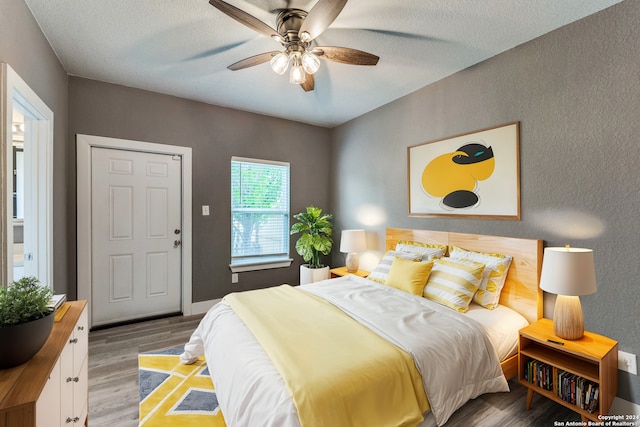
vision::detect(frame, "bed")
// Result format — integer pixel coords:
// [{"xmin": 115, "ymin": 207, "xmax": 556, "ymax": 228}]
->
[{"xmin": 182, "ymin": 228, "xmax": 543, "ymax": 427}]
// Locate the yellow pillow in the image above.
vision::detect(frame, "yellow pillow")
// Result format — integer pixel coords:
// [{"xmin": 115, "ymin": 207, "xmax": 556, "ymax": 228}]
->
[
  {"xmin": 423, "ymin": 258, "xmax": 485, "ymax": 312},
  {"xmin": 385, "ymin": 257, "xmax": 434, "ymax": 296},
  {"xmin": 368, "ymin": 250, "xmax": 421, "ymax": 284},
  {"xmin": 398, "ymin": 240, "xmax": 448, "ymax": 251}
]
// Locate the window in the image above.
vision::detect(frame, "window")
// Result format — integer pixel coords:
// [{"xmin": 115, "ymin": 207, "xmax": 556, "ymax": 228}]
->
[{"xmin": 230, "ymin": 157, "xmax": 292, "ymax": 272}]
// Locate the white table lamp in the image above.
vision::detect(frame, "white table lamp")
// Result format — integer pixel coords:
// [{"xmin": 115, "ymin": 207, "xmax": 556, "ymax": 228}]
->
[
  {"xmin": 539, "ymin": 246, "xmax": 597, "ymax": 340},
  {"xmin": 340, "ymin": 229, "xmax": 366, "ymax": 272}
]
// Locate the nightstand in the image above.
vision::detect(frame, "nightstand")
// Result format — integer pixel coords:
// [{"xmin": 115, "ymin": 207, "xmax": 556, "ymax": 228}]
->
[
  {"xmin": 330, "ymin": 266, "xmax": 370, "ymax": 279},
  {"xmin": 518, "ymin": 318, "xmax": 618, "ymax": 422}
]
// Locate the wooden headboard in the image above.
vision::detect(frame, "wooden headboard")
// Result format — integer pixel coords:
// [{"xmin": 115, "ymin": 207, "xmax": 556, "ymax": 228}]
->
[{"xmin": 386, "ymin": 228, "xmax": 543, "ymax": 324}]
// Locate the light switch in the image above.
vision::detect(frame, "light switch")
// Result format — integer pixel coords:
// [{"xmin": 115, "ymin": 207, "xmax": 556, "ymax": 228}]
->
[{"xmin": 202, "ymin": 205, "xmax": 210, "ymax": 216}]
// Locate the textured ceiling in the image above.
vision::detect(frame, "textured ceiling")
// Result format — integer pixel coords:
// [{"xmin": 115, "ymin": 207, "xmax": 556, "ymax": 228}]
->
[{"xmin": 24, "ymin": 0, "xmax": 623, "ymax": 127}]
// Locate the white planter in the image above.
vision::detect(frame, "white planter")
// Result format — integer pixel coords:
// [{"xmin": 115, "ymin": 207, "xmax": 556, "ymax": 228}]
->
[{"xmin": 299, "ymin": 265, "xmax": 330, "ymax": 285}]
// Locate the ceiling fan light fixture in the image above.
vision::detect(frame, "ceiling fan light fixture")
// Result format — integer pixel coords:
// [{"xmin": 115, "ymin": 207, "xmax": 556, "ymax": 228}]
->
[
  {"xmin": 209, "ymin": 0, "xmax": 380, "ymax": 91},
  {"xmin": 299, "ymin": 31, "xmax": 312, "ymax": 43},
  {"xmin": 270, "ymin": 52, "xmax": 290, "ymax": 75},
  {"xmin": 301, "ymin": 51, "xmax": 320, "ymax": 74},
  {"xmin": 289, "ymin": 56, "xmax": 306, "ymax": 84}
]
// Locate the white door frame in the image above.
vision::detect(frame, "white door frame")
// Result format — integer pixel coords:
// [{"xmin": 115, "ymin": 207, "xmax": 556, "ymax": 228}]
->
[
  {"xmin": 1, "ymin": 63, "xmax": 53, "ymax": 288},
  {"xmin": 77, "ymin": 134, "xmax": 192, "ymax": 325}
]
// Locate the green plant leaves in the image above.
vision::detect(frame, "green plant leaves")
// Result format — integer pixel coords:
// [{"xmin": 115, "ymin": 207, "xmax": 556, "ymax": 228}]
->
[
  {"xmin": 0, "ymin": 277, "xmax": 53, "ymax": 326},
  {"xmin": 295, "ymin": 234, "xmax": 315, "ymax": 263},
  {"xmin": 290, "ymin": 206, "xmax": 333, "ymax": 269}
]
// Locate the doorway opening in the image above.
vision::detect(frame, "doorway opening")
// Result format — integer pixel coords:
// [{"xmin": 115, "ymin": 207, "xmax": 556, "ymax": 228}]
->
[{"xmin": 2, "ymin": 63, "xmax": 53, "ymax": 288}]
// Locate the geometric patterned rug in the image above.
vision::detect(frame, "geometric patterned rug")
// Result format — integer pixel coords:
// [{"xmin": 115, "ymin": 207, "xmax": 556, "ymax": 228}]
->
[{"xmin": 138, "ymin": 347, "xmax": 227, "ymax": 427}]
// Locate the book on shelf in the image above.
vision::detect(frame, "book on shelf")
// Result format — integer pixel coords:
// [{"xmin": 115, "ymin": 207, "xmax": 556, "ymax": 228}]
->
[
  {"xmin": 48, "ymin": 294, "xmax": 67, "ymax": 312},
  {"xmin": 557, "ymin": 368, "xmax": 599, "ymax": 412},
  {"xmin": 526, "ymin": 359, "xmax": 600, "ymax": 413},
  {"xmin": 524, "ymin": 359, "xmax": 553, "ymax": 391}
]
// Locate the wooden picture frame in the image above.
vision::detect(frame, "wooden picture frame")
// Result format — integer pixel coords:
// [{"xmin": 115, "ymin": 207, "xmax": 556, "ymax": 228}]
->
[{"xmin": 408, "ymin": 122, "xmax": 520, "ymax": 219}]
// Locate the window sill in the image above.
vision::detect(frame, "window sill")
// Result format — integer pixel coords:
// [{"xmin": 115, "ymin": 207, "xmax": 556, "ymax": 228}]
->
[{"xmin": 229, "ymin": 258, "xmax": 293, "ymax": 273}]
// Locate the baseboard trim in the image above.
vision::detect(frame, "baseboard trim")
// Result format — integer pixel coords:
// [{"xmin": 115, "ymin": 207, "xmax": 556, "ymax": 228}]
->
[
  {"xmin": 191, "ymin": 298, "xmax": 221, "ymax": 315},
  {"xmin": 612, "ymin": 397, "xmax": 640, "ymax": 415}
]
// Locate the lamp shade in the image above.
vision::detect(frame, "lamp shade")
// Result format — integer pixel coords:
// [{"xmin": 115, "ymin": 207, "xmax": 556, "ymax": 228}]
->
[
  {"xmin": 340, "ymin": 229, "xmax": 366, "ymax": 253},
  {"xmin": 270, "ymin": 52, "xmax": 290, "ymax": 75},
  {"xmin": 539, "ymin": 247, "xmax": 597, "ymax": 296},
  {"xmin": 301, "ymin": 51, "xmax": 320, "ymax": 74}
]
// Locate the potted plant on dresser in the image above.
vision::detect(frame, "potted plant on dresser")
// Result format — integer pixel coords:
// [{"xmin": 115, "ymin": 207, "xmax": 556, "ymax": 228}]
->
[
  {"xmin": 290, "ymin": 206, "xmax": 333, "ymax": 285},
  {"xmin": 0, "ymin": 276, "xmax": 54, "ymax": 369}
]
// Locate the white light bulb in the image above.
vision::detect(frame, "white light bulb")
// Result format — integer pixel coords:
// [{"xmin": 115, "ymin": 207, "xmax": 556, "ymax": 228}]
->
[
  {"xmin": 270, "ymin": 52, "xmax": 290, "ymax": 75},
  {"xmin": 300, "ymin": 31, "xmax": 312, "ymax": 43},
  {"xmin": 301, "ymin": 52, "xmax": 320, "ymax": 74},
  {"xmin": 289, "ymin": 56, "xmax": 306, "ymax": 84},
  {"xmin": 289, "ymin": 64, "xmax": 306, "ymax": 84}
]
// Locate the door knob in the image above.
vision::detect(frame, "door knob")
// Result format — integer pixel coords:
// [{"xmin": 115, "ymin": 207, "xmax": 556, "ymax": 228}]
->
[{"xmin": 174, "ymin": 240, "xmax": 181, "ymax": 248}]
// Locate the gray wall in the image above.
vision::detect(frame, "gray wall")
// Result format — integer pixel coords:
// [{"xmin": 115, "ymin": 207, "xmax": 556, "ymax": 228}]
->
[
  {"xmin": 68, "ymin": 77, "xmax": 331, "ymax": 302},
  {"xmin": 330, "ymin": 0, "xmax": 639, "ymax": 404},
  {"xmin": 0, "ymin": 0, "xmax": 70, "ymax": 292}
]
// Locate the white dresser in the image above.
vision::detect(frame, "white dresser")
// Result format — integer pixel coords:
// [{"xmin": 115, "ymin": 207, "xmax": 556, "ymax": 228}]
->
[{"xmin": 0, "ymin": 301, "xmax": 88, "ymax": 427}]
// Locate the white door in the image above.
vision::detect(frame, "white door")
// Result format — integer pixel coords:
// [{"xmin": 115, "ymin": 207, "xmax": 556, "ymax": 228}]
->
[{"xmin": 91, "ymin": 147, "xmax": 182, "ymax": 326}]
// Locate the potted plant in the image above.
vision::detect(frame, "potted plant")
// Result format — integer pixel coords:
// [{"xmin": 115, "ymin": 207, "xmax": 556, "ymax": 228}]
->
[
  {"xmin": 290, "ymin": 206, "xmax": 333, "ymax": 285},
  {"xmin": 0, "ymin": 276, "xmax": 54, "ymax": 369}
]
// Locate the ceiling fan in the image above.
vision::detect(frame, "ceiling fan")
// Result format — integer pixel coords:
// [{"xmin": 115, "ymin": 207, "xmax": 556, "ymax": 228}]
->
[{"xmin": 209, "ymin": 0, "xmax": 380, "ymax": 91}]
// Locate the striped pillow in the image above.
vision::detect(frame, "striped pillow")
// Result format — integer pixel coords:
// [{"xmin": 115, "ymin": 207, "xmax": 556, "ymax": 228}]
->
[
  {"xmin": 395, "ymin": 241, "xmax": 446, "ymax": 261},
  {"xmin": 423, "ymin": 258, "xmax": 485, "ymax": 313},
  {"xmin": 449, "ymin": 246, "xmax": 513, "ymax": 309},
  {"xmin": 368, "ymin": 250, "xmax": 421, "ymax": 284}
]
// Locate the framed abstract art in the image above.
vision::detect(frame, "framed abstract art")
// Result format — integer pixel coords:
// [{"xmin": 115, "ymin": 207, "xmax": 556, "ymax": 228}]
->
[{"xmin": 408, "ymin": 122, "xmax": 520, "ymax": 219}]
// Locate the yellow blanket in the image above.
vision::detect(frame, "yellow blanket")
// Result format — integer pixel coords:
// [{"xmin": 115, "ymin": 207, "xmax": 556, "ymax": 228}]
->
[{"xmin": 225, "ymin": 285, "xmax": 428, "ymax": 427}]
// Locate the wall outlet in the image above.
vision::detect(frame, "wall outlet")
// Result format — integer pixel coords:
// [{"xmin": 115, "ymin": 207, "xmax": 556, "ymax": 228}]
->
[
  {"xmin": 618, "ymin": 350, "xmax": 638, "ymax": 375},
  {"xmin": 231, "ymin": 273, "xmax": 238, "ymax": 284},
  {"xmin": 202, "ymin": 205, "xmax": 210, "ymax": 216}
]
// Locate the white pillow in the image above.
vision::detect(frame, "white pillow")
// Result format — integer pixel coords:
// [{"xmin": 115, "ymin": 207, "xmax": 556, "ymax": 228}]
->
[{"xmin": 395, "ymin": 241, "xmax": 446, "ymax": 261}]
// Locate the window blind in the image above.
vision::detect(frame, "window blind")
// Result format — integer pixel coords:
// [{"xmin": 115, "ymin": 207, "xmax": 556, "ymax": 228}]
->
[{"xmin": 231, "ymin": 157, "xmax": 290, "ymax": 263}]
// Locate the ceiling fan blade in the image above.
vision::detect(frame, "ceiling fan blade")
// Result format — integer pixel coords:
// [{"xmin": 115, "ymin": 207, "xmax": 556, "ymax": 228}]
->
[
  {"xmin": 228, "ymin": 52, "xmax": 278, "ymax": 70},
  {"xmin": 300, "ymin": 73, "xmax": 314, "ymax": 92},
  {"xmin": 313, "ymin": 46, "xmax": 379, "ymax": 66},
  {"xmin": 209, "ymin": 0, "xmax": 283, "ymax": 42},
  {"xmin": 298, "ymin": 0, "xmax": 348, "ymax": 41}
]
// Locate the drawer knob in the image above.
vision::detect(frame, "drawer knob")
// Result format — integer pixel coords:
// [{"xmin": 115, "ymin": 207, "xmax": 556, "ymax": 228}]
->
[
  {"xmin": 66, "ymin": 376, "xmax": 79, "ymax": 382},
  {"xmin": 69, "ymin": 338, "xmax": 78, "ymax": 344},
  {"xmin": 77, "ymin": 326, "xmax": 85, "ymax": 331}
]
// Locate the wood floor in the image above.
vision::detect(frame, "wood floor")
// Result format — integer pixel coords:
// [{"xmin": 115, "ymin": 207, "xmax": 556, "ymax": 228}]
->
[
  {"xmin": 88, "ymin": 314, "xmax": 581, "ymax": 427},
  {"xmin": 88, "ymin": 313, "xmax": 205, "ymax": 426}
]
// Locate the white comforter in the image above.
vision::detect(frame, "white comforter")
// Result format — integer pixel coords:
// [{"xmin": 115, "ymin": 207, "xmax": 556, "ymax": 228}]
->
[{"xmin": 182, "ymin": 275, "xmax": 509, "ymax": 426}]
